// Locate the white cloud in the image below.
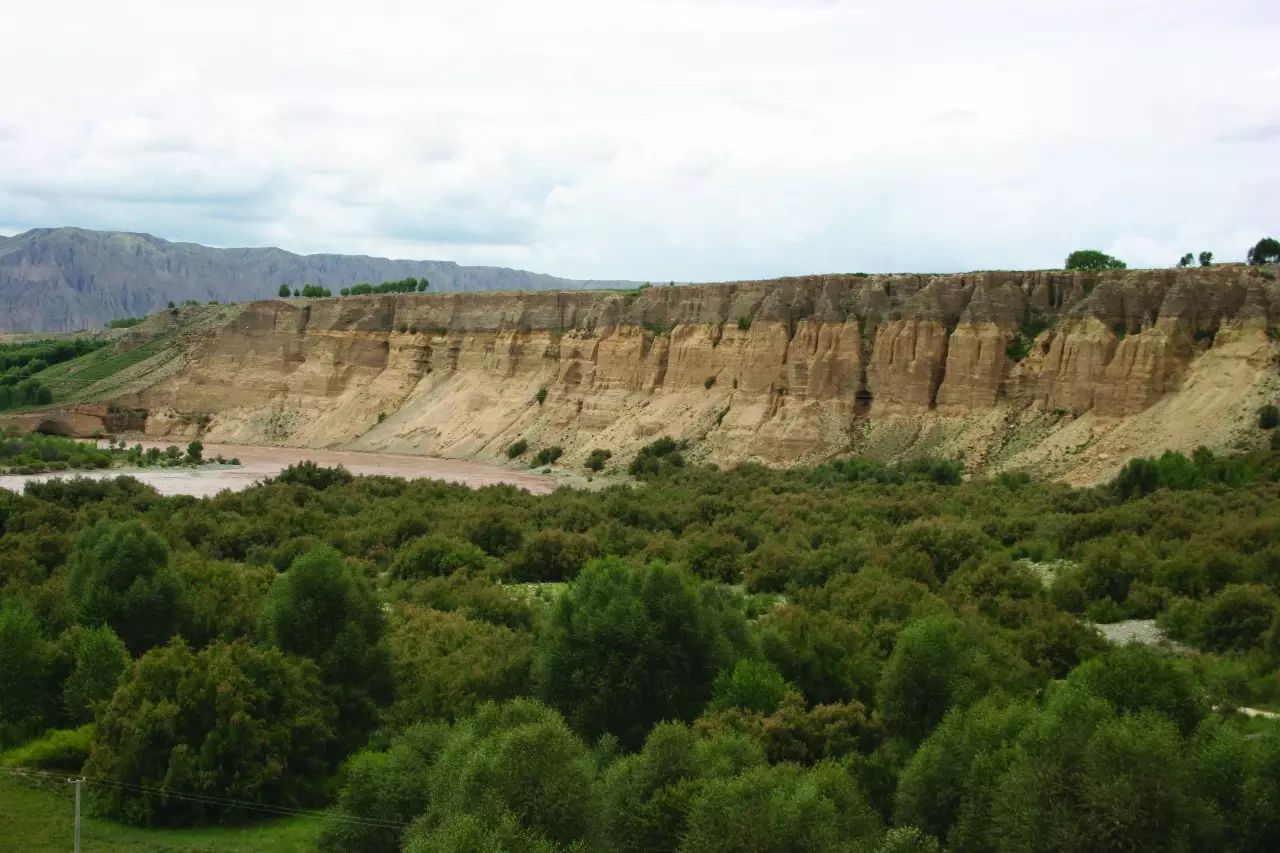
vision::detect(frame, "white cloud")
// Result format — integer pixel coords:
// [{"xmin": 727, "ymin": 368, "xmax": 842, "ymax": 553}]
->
[{"xmin": 0, "ymin": 0, "xmax": 1276, "ymax": 278}]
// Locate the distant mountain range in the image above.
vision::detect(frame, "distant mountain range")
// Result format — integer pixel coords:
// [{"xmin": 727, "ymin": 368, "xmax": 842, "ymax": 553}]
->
[{"xmin": 0, "ymin": 227, "xmax": 640, "ymax": 332}]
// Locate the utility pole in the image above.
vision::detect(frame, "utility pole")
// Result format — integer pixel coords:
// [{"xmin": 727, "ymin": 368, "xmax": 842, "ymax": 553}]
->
[{"xmin": 73, "ymin": 777, "xmax": 82, "ymax": 853}]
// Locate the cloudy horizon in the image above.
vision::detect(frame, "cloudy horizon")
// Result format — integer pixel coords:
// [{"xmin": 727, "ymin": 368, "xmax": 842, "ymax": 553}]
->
[{"xmin": 1, "ymin": 0, "xmax": 1276, "ymax": 281}]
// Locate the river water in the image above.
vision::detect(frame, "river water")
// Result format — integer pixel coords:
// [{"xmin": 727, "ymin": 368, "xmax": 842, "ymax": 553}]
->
[{"xmin": 0, "ymin": 442, "xmax": 556, "ymax": 498}]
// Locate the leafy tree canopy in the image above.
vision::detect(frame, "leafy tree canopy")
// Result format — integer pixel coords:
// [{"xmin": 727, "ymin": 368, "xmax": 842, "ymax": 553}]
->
[{"xmin": 1065, "ymin": 249, "xmax": 1127, "ymax": 271}]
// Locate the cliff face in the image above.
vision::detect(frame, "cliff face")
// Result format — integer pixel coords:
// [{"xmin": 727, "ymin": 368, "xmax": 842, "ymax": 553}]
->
[{"xmin": 124, "ymin": 265, "xmax": 1280, "ymax": 482}]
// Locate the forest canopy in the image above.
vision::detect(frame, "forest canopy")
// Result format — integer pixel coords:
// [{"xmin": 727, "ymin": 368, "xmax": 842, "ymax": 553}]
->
[{"xmin": 1, "ymin": 442, "xmax": 1279, "ymax": 851}]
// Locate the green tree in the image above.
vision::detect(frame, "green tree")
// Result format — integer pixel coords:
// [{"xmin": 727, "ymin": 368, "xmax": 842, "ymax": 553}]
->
[
  {"xmin": 596, "ymin": 723, "xmax": 745, "ymax": 853},
  {"xmin": 1247, "ymin": 237, "xmax": 1280, "ymax": 265},
  {"xmin": 876, "ymin": 827, "xmax": 942, "ymax": 853},
  {"xmin": 694, "ymin": 691, "xmax": 879, "ymax": 766},
  {"xmin": 185, "ymin": 439, "xmax": 203, "ymax": 462},
  {"xmin": 1198, "ymin": 251, "xmax": 1213, "ymax": 267},
  {"xmin": 894, "ymin": 519, "xmax": 989, "ymax": 583},
  {"xmin": 680, "ymin": 761, "xmax": 882, "ymax": 853},
  {"xmin": 386, "ymin": 606, "xmax": 533, "ymax": 726},
  {"xmin": 708, "ymin": 658, "xmax": 793, "ymax": 714},
  {"xmin": 1196, "ymin": 584, "xmax": 1278, "ymax": 652},
  {"xmin": 1074, "ymin": 713, "xmax": 1196, "ymax": 852},
  {"xmin": 536, "ymin": 557, "xmax": 747, "ymax": 748},
  {"xmin": 509, "ymin": 529, "xmax": 598, "ymax": 582},
  {"xmin": 1189, "ymin": 719, "xmax": 1280, "ymax": 851},
  {"xmin": 1259, "ymin": 404, "xmax": 1279, "ymax": 429},
  {"xmin": 67, "ymin": 519, "xmax": 182, "ymax": 653},
  {"xmin": 0, "ymin": 599, "xmax": 53, "ymax": 745},
  {"xmin": 320, "ymin": 722, "xmax": 449, "ymax": 853},
  {"xmin": 403, "ymin": 812, "xmax": 560, "ymax": 853},
  {"xmin": 1066, "ymin": 644, "xmax": 1207, "ymax": 735},
  {"xmin": 1177, "ymin": 252, "xmax": 1194, "ymax": 268},
  {"xmin": 422, "ymin": 700, "xmax": 596, "ymax": 848},
  {"xmin": 62, "ymin": 624, "xmax": 130, "ymax": 724},
  {"xmin": 173, "ymin": 557, "xmax": 274, "ymax": 648},
  {"xmin": 895, "ymin": 696, "xmax": 1035, "ymax": 852},
  {"xmin": 278, "ymin": 283, "xmax": 291, "ymax": 297},
  {"xmin": 466, "ymin": 509, "xmax": 525, "ymax": 556},
  {"xmin": 84, "ymin": 639, "xmax": 337, "ymax": 825},
  {"xmin": 1065, "ymin": 250, "xmax": 1126, "ymax": 271},
  {"xmin": 758, "ymin": 605, "xmax": 879, "ymax": 705},
  {"xmin": 988, "ymin": 682, "xmax": 1113, "ymax": 852},
  {"xmin": 259, "ymin": 546, "xmax": 389, "ymax": 743},
  {"xmin": 390, "ymin": 535, "xmax": 491, "ymax": 581},
  {"xmin": 878, "ymin": 615, "xmax": 1020, "ymax": 741}
]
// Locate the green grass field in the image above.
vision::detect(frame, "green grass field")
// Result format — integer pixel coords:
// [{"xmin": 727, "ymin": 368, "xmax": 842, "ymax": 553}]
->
[
  {"xmin": 0, "ymin": 778, "xmax": 323, "ymax": 852},
  {"xmin": 35, "ymin": 339, "xmax": 173, "ymax": 402}
]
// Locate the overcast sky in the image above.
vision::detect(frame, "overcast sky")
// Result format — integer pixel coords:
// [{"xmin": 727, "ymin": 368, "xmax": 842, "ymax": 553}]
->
[{"xmin": 0, "ymin": 0, "xmax": 1275, "ymax": 280}]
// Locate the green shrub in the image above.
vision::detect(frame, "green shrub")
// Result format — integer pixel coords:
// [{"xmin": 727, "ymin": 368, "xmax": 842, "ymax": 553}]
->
[
  {"xmin": 705, "ymin": 375, "xmax": 717, "ymax": 389},
  {"xmin": 584, "ymin": 448, "xmax": 611, "ymax": 471},
  {"xmin": 1005, "ymin": 315, "xmax": 1051, "ymax": 362},
  {"xmin": 273, "ymin": 460, "xmax": 354, "ymax": 489},
  {"xmin": 531, "ymin": 446, "xmax": 563, "ymax": 467},
  {"xmin": 0, "ymin": 725, "xmax": 93, "ymax": 771},
  {"xmin": 509, "ymin": 530, "xmax": 598, "ymax": 583},
  {"xmin": 390, "ymin": 535, "xmax": 491, "ymax": 581},
  {"xmin": 1259, "ymin": 404, "xmax": 1279, "ymax": 429},
  {"xmin": 628, "ymin": 435, "xmax": 687, "ymax": 478},
  {"xmin": 506, "ymin": 438, "xmax": 528, "ymax": 458},
  {"xmin": 737, "ymin": 316, "xmax": 751, "ymax": 330},
  {"xmin": 535, "ymin": 387, "xmax": 548, "ymax": 406}
]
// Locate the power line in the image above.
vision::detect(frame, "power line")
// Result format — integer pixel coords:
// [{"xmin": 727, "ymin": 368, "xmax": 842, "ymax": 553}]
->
[{"xmin": 0, "ymin": 766, "xmax": 405, "ymax": 830}]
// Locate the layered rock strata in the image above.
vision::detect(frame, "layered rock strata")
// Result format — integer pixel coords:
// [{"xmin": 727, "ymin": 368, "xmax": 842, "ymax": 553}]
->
[{"xmin": 118, "ymin": 266, "xmax": 1279, "ymax": 479}]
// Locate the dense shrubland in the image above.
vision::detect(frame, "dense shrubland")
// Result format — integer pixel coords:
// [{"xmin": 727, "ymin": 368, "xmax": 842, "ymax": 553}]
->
[
  {"xmin": 0, "ymin": 430, "xmax": 233, "ymax": 474},
  {"xmin": 1, "ymin": 440, "xmax": 1280, "ymax": 851}
]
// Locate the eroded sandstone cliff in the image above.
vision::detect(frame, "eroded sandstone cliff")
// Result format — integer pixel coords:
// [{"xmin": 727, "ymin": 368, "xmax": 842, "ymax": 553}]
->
[{"xmin": 119, "ymin": 265, "xmax": 1280, "ymax": 483}]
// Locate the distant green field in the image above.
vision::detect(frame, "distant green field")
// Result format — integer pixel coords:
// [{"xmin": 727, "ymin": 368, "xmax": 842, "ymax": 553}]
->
[
  {"xmin": 36, "ymin": 339, "xmax": 173, "ymax": 401},
  {"xmin": 0, "ymin": 777, "xmax": 322, "ymax": 852}
]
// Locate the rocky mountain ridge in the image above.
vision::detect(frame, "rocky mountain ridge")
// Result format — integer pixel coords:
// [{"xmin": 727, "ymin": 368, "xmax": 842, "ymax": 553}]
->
[
  {"xmin": 0, "ymin": 227, "xmax": 639, "ymax": 332},
  {"xmin": 105, "ymin": 264, "xmax": 1279, "ymax": 484}
]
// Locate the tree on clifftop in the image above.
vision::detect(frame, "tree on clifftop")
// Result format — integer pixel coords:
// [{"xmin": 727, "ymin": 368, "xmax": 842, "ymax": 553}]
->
[
  {"xmin": 1065, "ymin": 250, "xmax": 1126, "ymax": 271},
  {"xmin": 278, "ymin": 283, "xmax": 291, "ymax": 297},
  {"xmin": 1247, "ymin": 237, "xmax": 1280, "ymax": 265}
]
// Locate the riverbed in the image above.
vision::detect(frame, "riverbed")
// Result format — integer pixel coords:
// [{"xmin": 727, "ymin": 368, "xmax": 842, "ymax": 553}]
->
[{"xmin": 0, "ymin": 442, "xmax": 557, "ymax": 498}]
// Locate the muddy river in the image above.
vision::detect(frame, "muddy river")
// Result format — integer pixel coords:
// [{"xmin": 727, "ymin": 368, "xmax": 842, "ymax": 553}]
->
[{"xmin": 0, "ymin": 443, "xmax": 556, "ymax": 498}]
